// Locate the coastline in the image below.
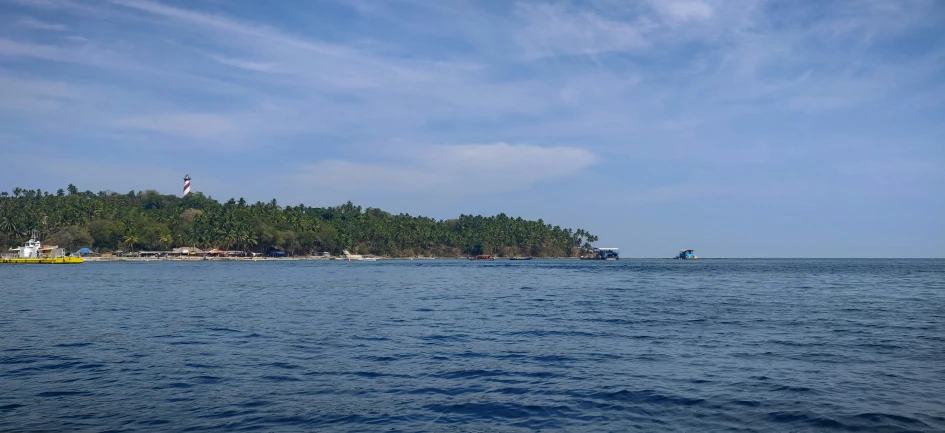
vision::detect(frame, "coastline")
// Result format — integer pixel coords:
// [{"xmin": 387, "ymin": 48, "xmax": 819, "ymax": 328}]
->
[{"xmin": 79, "ymin": 256, "xmax": 590, "ymax": 262}]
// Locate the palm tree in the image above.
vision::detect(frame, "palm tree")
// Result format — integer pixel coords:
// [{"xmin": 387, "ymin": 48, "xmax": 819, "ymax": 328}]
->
[
  {"xmin": 159, "ymin": 234, "xmax": 173, "ymax": 250},
  {"xmin": 124, "ymin": 233, "xmax": 139, "ymax": 252}
]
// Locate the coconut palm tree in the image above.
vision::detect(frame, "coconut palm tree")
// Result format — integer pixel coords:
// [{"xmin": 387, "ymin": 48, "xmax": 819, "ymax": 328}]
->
[
  {"xmin": 124, "ymin": 233, "xmax": 139, "ymax": 252},
  {"xmin": 0, "ymin": 216, "xmax": 14, "ymax": 233},
  {"xmin": 159, "ymin": 233, "xmax": 173, "ymax": 250}
]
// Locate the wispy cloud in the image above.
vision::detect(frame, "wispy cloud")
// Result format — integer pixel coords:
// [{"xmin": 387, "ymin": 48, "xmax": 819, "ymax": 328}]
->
[
  {"xmin": 17, "ymin": 17, "xmax": 67, "ymax": 31},
  {"xmin": 293, "ymin": 143, "xmax": 598, "ymax": 196},
  {"xmin": 0, "ymin": 73, "xmax": 86, "ymax": 114},
  {"xmin": 647, "ymin": 0, "xmax": 713, "ymax": 24},
  {"xmin": 0, "ymin": 38, "xmax": 68, "ymax": 60},
  {"xmin": 514, "ymin": 2, "xmax": 649, "ymax": 58},
  {"xmin": 207, "ymin": 54, "xmax": 276, "ymax": 72},
  {"xmin": 112, "ymin": 113, "xmax": 239, "ymax": 141}
]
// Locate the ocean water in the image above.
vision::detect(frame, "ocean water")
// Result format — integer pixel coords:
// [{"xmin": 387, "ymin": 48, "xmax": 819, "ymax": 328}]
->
[{"xmin": 1, "ymin": 259, "xmax": 943, "ymax": 432}]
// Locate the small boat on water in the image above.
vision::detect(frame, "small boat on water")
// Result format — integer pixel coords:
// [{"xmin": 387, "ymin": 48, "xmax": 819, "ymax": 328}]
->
[
  {"xmin": 1, "ymin": 233, "xmax": 83, "ymax": 264},
  {"xmin": 581, "ymin": 248, "xmax": 620, "ymax": 260},
  {"xmin": 471, "ymin": 255, "xmax": 495, "ymax": 261},
  {"xmin": 676, "ymin": 249, "xmax": 698, "ymax": 260},
  {"xmin": 509, "ymin": 256, "xmax": 532, "ymax": 261}
]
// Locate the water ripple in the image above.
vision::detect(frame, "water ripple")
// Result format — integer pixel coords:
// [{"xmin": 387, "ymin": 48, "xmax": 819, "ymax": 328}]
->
[{"xmin": 1, "ymin": 259, "xmax": 943, "ymax": 432}]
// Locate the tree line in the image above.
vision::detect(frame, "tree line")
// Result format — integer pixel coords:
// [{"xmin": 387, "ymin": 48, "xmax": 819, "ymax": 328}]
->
[{"xmin": 0, "ymin": 186, "xmax": 599, "ymax": 257}]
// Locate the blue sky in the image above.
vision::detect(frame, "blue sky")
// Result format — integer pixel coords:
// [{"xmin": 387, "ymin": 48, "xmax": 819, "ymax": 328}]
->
[{"xmin": 1, "ymin": 0, "xmax": 943, "ymax": 257}]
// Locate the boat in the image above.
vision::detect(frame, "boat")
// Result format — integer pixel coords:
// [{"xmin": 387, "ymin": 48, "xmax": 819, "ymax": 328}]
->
[
  {"xmin": 676, "ymin": 249, "xmax": 698, "ymax": 260},
  {"xmin": 509, "ymin": 256, "xmax": 532, "ymax": 261},
  {"xmin": 581, "ymin": 248, "xmax": 619, "ymax": 260},
  {"xmin": 1, "ymin": 232, "xmax": 83, "ymax": 264},
  {"xmin": 471, "ymin": 255, "xmax": 495, "ymax": 260},
  {"xmin": 342, "ymin": 250, "xmax": 363, "ymax": 261}
]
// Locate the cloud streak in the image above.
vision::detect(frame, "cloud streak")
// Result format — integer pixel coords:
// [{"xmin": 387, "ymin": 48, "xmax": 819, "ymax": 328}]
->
[
  {"xmin": 17, "ymin": 17, "xmax": 67, "ymax": 31},
  {"xmin": 293, "ymin": 143, "xmax": 598, "ymax": 195}
]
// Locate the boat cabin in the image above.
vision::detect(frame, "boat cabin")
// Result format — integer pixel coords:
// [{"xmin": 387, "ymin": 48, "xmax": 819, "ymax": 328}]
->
[
  {"xmin": 5, "ymin": 238, "xmax": 67, "ymax": 259},
  {"xmin": 677, "ymin": 249, "xmax": 697, "ymax": 259},
  {"xmin": 592, "ymin": 248, "xmax": 620, "ymax": 260}
]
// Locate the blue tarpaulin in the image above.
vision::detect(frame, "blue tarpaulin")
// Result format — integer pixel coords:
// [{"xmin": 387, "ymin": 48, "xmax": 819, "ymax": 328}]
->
[{"xmin": 77, "ymin": 248, "xmax": 92, "ymax": 255}]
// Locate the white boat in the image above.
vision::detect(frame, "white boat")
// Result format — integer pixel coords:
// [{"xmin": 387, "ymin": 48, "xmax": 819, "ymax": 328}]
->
[
  {"xmin": 341, "ymin": 250, "xmax": 377, "ymax": 261},
  {"xmin": 581, "ymin": 248, "xmax": 619, "ymax": 260},
  {"xmin": 2, "ymin": 230, "xmax": 82, "ymax": 264},
  {"xmin": 342, "ymin": 250, "xmax": 363, "ymax": 261}
]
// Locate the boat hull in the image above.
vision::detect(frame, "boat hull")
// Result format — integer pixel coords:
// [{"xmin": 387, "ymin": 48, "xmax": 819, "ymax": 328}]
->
[{"xmin": 1, "ymin": 257, "xmax": 84, "ymax": 264}]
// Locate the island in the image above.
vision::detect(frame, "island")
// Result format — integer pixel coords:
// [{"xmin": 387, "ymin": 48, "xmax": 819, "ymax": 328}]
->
[{"xmin": 0, "ymin": 186, "xmax": 600, "ymax": 259}]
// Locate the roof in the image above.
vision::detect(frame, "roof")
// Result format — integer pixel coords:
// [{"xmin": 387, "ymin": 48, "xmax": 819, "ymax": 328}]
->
[
  {"xmin": 594, "ymin": 248, "xmax": 620, "ymax": 251},
  {"xmin": 680, "ymin": 249, "xmax": 694, "ymax": 252},
  {"xmin": 171, "ymin": 247, "xmax": 205, "ymax": 253}
]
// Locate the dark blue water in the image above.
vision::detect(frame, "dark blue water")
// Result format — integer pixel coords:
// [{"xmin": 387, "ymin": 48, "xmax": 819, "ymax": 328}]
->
[{"xmin": 2, "ymin": 259, "xmax": 943, "ymax": 432}]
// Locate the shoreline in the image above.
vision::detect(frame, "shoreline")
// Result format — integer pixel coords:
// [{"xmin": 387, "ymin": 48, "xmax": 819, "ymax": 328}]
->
[{"xmin": 80, "ymin": 256, "xmax": 589, "ymax": 262}]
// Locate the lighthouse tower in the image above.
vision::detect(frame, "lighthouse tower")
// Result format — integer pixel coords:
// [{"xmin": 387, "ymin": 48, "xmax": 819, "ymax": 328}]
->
[{"xmin": 183, "ymin": 174, "xmax": 191, "ymax": 196}]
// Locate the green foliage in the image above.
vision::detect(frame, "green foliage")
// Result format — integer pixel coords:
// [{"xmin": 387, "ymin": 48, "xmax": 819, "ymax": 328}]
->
[{"xmin": 0, "ymin": 187, "xmax": 598, "ymax": 257}]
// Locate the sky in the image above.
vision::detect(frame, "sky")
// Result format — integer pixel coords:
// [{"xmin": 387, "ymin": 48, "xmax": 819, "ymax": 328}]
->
[{"xmin": 0, "ymin": 0, "xmax": 943, "ymax": 257}]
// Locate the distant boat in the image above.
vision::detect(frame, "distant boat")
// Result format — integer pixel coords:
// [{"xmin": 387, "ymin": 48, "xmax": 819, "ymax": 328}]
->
[
  {"xmin": 582, "ymin": 248, "xmax": 619, "ymax": 260},
  {"xmin": 471, "ymin": 255, "xmax": 495, "ymax": 261},
  {"xmin": 676, "ymin": 249, "xmax": 698, "ymax": 260},
  {"xmin": 509, "ymin": 256, "xmax": 532, "ymax": 261},
  {"xmin": 342, "ymin": 250, "xmax": 364, "ymax": 261}
]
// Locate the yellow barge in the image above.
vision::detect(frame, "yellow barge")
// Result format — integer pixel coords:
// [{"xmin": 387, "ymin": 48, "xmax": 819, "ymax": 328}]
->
[
  {"xmin": 2, "ymin": 235, "xmax": 83, "ymax": 264},
  {"xmin": 1, "ymin": 257, "xmax": 83, "ymax": 264}
]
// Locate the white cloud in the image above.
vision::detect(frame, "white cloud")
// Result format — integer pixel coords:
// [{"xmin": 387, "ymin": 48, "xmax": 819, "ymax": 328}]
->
[
  {"xmin": 17, "ymin": 17, "xmax": 68, "ymax": 31},
  {"xmin": 207, "ymin": 54, "xmax": 276, "ymax": 72},
  {"xmin": 0, "ymin": 38, "xmax": 68, "ymax": 60},
  {"xmin": 648, "ymin": 0, "xmax": 713, "ymax": 24},
  {"xmin": 514, "ymin": 2, "xmax": 648, "ymax": 58},
  {"xmin": 293, "ymin": 143, "xmax": 598, "ymax": 195},
  {"xmin": 0, "ymin": 73, "xmax": 88, "ymax": 114},
  {"xmin": 113, "ymin": 113, "xmax": 238, "ymax": 140}
]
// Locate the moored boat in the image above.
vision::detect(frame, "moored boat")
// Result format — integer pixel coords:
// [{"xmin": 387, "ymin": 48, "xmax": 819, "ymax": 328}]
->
[
  {"xmin": 581, "ymin": 248, "xmax": 619, "ymax": 260},
  {"xmin": 2, "ymin": 234, "xmax": 83, "ymax": 264},
  {"xmin": 676, "ymin": 249, "xmax": 698, "ymax": 260},
  {"xmin": 471, "ymin": 255, "xmax": 495, "ymax": 260},
  {"xmin": 509, "ymin": 256, "xmax": 532, "ymax": 261}
]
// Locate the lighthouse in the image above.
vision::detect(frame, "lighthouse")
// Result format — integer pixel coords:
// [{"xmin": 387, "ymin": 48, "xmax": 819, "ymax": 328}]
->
[{"xmin": 183, "ymin": 174, "xmax": 191, "ymax": 196}]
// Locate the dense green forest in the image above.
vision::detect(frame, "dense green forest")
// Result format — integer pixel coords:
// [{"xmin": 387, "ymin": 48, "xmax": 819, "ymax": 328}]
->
[{"xmin": 0, "ymin": 186, "xmax": 598, "ymax": 257}]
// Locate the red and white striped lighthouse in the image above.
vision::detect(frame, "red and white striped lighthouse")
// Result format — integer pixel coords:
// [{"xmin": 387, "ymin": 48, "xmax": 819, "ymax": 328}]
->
[{"xmin": 183, "ymin": 174, "xmax": 191, "ymax": 196}]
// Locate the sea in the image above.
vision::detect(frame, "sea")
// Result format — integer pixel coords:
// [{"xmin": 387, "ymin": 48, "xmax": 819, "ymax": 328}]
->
[{"xmin": 1, "ymin": 259, "xmax": 943, "ymax": 432}]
